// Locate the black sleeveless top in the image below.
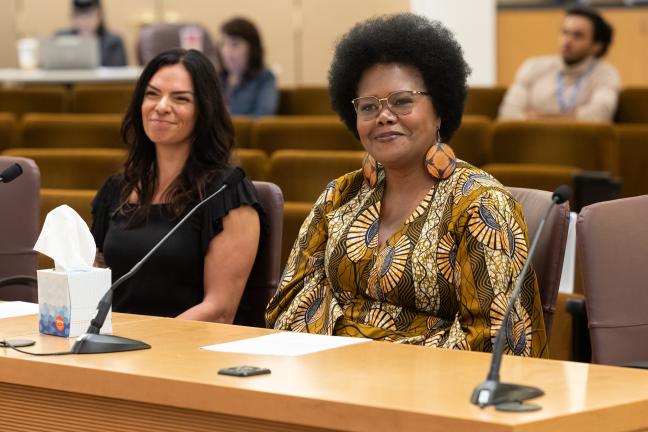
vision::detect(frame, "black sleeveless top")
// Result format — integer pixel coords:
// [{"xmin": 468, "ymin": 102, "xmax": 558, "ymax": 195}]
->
[{"xmin": 91, "ymin": 168, "xmax": 266, "ymax": 318}]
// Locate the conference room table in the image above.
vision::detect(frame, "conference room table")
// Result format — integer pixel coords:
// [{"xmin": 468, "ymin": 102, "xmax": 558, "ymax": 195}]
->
[
  {"xmin": 0, "ymin": 312, "xmax": 647, "ymax": 432},
  {"xmin": 0, "ymin": 66, "xmax": 142, "ymax": 87}
]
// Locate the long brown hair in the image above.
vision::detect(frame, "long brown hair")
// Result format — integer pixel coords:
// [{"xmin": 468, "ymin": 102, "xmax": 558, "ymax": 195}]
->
[
  {"xmin": 119, "ymin": 48, "xmax": 235, "ymax": 226},
  {"xmin": 221, "ymin": 17, "xmax": 264, "ymax": 81}
]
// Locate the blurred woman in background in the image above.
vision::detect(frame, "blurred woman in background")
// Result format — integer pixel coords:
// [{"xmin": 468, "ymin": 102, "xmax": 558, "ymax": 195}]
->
[{"xmin": 219, "ymin": 17, "xmax": 278, "ymax": 116}]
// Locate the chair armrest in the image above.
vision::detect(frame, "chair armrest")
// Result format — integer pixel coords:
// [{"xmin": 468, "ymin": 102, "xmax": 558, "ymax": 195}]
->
[{"xmin": 565, "ymin": 296, "xmax": 592, "ymax": 363}]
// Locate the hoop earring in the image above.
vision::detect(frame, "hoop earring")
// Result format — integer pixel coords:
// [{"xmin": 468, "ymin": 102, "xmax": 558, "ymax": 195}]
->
[
  {"xmin": 362, "ymin": 153, "xmax": 379, "ymax": 187},
  {"xmin": 425, "ymin": 128, "xmax": 457, "ymax": 180}
]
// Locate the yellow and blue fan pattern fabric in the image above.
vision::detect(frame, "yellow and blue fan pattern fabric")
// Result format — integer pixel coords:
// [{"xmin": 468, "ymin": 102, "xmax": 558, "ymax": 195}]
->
[{"xmin": 266, "ymin": 161, "xmax": 547, "ymax": 357}]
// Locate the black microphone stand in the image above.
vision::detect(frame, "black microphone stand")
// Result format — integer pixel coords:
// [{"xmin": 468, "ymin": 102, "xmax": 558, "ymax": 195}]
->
[
  {"xmin": 72, "ymin": 169, "xmax": 242, "ymax": 354},
  {"xmin": 470, "ymin": 187, "xmax": 571, "ymax": 411}
]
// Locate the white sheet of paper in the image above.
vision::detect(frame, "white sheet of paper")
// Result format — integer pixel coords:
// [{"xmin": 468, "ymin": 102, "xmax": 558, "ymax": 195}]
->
[
  {"xmin": 201, "ymin": 331, "xmax": 370, "ymax": 356},
  {"xmin": 0, "ymin": 301, "xmax": 39, "ymax": 319}
]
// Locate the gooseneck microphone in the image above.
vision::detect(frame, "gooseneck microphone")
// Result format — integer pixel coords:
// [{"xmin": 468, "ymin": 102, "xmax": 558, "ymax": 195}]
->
[
  {"xmin": 470, "ymin": 185, "xmax": 572, "ymax": 411},
  {"xmin": 0, "ymin": 163, "xmax": 23, "ymax": 183},
  {"xmin": 71, "ymin": 167, "xmax": 245, "ymax": 354}
]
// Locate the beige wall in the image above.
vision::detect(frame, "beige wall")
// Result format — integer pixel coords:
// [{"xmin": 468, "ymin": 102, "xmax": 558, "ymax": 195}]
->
[
  {"xmin": 0, "ymin": 0, "xmax": 409, "ymax": 86},
  {"xmin": 5, "ymin": 2, "xmax": 647, "ymax": 87},
  {"xmin": 15, "ymin": 0, "xmax": 69, "ymax": 39},
  {"xmin": 300, "ymin": 0, "xmax": 409, "ymax": 86},
  {"xmin": 158, "ymin": 0, "xmax": 410, "ymax": 86},
  {"xmin": 0, "ymin": 1, "xmax": 16, "ymax": 67}
]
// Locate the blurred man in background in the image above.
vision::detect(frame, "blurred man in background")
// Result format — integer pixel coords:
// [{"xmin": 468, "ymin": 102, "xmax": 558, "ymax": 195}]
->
[{"xmin": 499, "ymin": 7, "xmax": 619, "ymax": 121}]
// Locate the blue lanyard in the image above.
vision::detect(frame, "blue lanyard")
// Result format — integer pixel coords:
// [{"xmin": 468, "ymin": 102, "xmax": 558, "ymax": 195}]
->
[{"xmin": 556, "ymin": 64, "xmax": 594, "ymax": 112}]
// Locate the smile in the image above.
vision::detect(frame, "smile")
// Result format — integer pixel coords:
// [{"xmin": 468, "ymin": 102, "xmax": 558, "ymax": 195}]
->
[
  {"xmin": 373, "ymin": 131, "xmax": 404, "ymax": 142},
  {"xmin": 150, "ymin": 119, "xmax": 176, "ymax": 125}
]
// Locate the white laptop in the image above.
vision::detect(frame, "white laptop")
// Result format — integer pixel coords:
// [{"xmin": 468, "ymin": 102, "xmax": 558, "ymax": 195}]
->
[{"xmin": 40, "ymin": 35, "xmax": 100, "ymax": 70}]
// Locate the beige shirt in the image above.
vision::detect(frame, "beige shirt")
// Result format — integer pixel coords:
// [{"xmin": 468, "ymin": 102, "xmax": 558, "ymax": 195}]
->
[{"xmin": 498, "ymin": 56, "xmax": 620, "ymax": 121}]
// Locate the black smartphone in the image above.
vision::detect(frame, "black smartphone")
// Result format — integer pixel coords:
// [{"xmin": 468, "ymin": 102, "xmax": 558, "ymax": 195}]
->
[{"xmin": 218, "ymin": 365, "xmax": 271, "ymax": 377}]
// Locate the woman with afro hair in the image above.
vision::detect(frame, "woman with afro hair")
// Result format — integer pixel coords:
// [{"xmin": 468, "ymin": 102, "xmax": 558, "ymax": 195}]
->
[{"xmin": 266, "ymin": 14, "xmax": 547, "ymax": 357}]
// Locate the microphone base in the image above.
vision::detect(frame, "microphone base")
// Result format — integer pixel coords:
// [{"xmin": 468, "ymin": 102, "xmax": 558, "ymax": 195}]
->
[
  {"xmin": 471, "ymin": 379, "xmax": 544, "ymax": 410},
  {"xmin": 71, "ymin": 333, "xmax": 150, "ymax": 354}
]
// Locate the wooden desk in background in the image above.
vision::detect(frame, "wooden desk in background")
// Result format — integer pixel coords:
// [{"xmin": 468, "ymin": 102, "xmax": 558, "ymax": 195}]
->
[
  {"xmin": 0, "ymin": 66, "xmax": 142, "ymax": 87},
  {"xmin": 0, "ymin": 313, "xmax": 647, "ymax": 432}
]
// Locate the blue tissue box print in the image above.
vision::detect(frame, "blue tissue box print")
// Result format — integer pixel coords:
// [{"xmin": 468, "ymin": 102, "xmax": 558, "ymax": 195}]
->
[{"xmin": 39, "ymin": 303, "xmax": 70, "ymax": 337}]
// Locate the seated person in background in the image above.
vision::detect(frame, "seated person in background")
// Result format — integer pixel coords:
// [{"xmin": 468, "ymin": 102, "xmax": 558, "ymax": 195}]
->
[
  {"xmin": 219, "ymin": 17, "xmax": 278, "ymax": 116},
  {"xmin": 266, "ymin": 14, "xmax": 548, "ymax": 357},
  {"xmin": 56, "ymin": 0, "xmax": 127, "ymax": 67},
  {"xmin": 498, "ymin": 7, "xmax": 619, "ymax": 121},
  {"xmin": 92, "ymin": 49, "xmax": 266, "ymax": 322}
]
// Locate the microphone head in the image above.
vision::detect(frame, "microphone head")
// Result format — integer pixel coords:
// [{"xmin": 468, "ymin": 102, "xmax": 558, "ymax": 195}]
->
[
  {"xmin": 0, "ymin": 163, "xmax": 23, "ymax": 183},
  {"xmin": 552, "ymin": 185, "xmax": 572, "ymax": 204},
  {"xmin": 224, "ymin": 167, "xmax": 245, "ymax": 189}
]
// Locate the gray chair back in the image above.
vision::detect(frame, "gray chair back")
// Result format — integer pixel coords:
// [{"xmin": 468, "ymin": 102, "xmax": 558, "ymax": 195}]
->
[
  {"xmin": 0, "ymin": 156, "xmax": 40, "ymax": 302},
  {"xmin": 578, "ymin": 196, "xmax": 648, "ymax": 365},
  {"xmin": 234, "ymin": 181, "xmax": 283, "ymax": 327},
  {"xmin": 508, "ymin": 187, "xmax": 570, "ymax": 338}
]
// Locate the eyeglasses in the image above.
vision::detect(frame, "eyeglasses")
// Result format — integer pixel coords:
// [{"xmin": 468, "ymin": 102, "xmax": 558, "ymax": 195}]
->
[{"xmin": 351, "ymin": 90, "xmax": 431, "ymax": 120}]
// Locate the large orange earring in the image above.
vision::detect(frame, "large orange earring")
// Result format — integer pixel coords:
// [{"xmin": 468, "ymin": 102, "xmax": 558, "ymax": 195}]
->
[
  {"xmin": 425, "ymin": 128, "xmax": 457, "ymax": 180},
  {"xmin": 362, "ymin": 153, "xmax": 379, "ymax": 187}
]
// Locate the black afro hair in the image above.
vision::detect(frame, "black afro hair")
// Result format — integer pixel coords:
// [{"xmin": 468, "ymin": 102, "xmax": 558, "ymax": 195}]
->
[{"xmin": 328, "ymin": 13, "xmax": 471, "ymax": 143}]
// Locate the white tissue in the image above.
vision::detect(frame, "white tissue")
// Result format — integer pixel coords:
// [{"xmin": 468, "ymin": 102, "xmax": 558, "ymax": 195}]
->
[{"xmin": 34, "ymin": 205, "xmax": 96, "ymax": 272}]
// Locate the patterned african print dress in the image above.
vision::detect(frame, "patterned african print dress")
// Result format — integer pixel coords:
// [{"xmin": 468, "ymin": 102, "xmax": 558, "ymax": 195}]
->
[{"xmin": 266, "ymin": 160, "xmax": 548, "ymax": 357}]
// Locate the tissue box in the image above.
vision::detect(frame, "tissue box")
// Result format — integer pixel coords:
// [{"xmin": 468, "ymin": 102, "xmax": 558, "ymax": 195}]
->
[{"xmin": 37, "ymin": 268, "xmax": 112, "ymax": 337}]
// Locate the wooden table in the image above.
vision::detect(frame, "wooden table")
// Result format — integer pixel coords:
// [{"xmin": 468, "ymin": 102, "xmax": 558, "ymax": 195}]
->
[
  {"xmin": 0, "ymin": 67, "xmax": 141, "ymax": 87},
  {"xmin": 0, "ymin": 313, "xmax": 647, "ymax": 432}
]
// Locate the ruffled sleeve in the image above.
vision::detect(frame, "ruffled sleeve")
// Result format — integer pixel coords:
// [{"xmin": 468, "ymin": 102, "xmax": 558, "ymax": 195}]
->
[
  {"xmin": 196, "ymin": 167, "xmax": 268, "ymax": 255},
  {"xmin": 91, "ymin": 174, "xmax": 122, "ymax": 252}
]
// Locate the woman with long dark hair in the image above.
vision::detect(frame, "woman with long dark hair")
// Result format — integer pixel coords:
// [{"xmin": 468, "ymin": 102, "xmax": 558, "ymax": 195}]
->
[
  {"xmin": 92, "ymin": 48, "xmax": 265, "ymax": 322},
  {"xmin": 219, "ymin": 17, "xmax": 278, "ymax": 116}
]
